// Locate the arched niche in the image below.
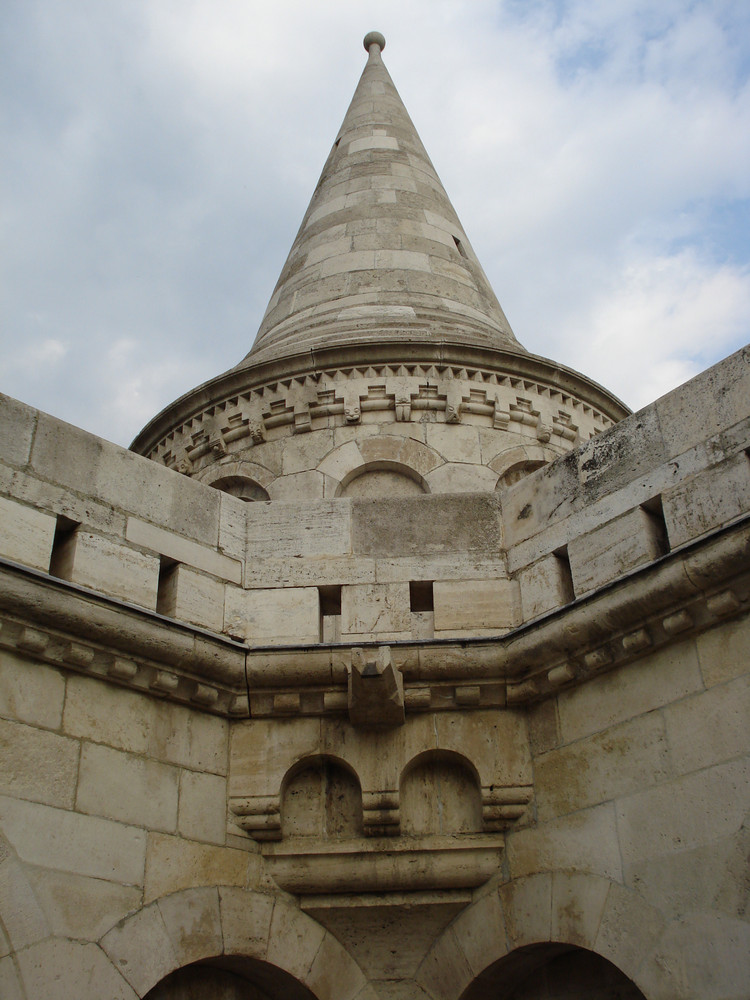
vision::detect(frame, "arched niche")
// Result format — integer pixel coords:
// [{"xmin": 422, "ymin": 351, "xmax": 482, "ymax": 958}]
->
[
  {"xmin": 209, "ymin": 475, "xmax": 270, "ymax": 502},
  {"xmin": 459, "ymin": 944, "xmax": 647, "ymax": 1000},
  {"xmin": 400, "ymin": 750, "xmax": 482, "ymax": 836},
  {"xmin": 281, "ymin": 755, "xmax": 363, "ymax": 838},
  {"xmin": 337, "ymin": 461, "xmax": 428, "ymax": 498},
  {"xmin": 144, "ymin": 958, "xmax": 318, "ymax": 1000},
  {"xmin": 489, "ymin": 445, "xmax": 557, "ymax": 490}
]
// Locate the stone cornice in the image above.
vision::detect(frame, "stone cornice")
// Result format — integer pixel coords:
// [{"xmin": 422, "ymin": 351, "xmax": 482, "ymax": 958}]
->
[
  {"xmin": 130, "ymin": 341, "xmax": 630, "ymax": 461},
  {"xmin": 1, "ymin": 516, "xmax": 747, "ymax": 719}
]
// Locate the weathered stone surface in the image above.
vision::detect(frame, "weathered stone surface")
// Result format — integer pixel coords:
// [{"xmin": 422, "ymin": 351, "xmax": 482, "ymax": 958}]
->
[
  {"xmin": 567, "ymin": 505, "xmax": 666, "ymax": 596},
  {"xmin": 178, "ymin": 770, "xmax": 228, "ymax": 845},
  {"xmin": 158, "ymin": 887, "xmax": 223, "ymax": 967},
  {"xmin": 143, "ymin": 833, "xmax": 254, "ymax": 903},
  {"xmin": 157, "ymin": 563, "xmax": 226, "ymax": 631},
  {"xmin": 76, "ymin": 743, "xmax": 179, "ymax": 833},
  {"xmin": 341, "ymin": 582, "xmax": 411, "ymax": 637},
  {"xmin": 433, "ymin": 578, "xmax": 520, "ymax": 631},
  {"xmin": 127, "ymin": 516, "xmax": 241, "ymax": 584},
  {"xmin": 696, "ymin": 613, "xmax": 750, "ymax": 687},
  {"xmin": 506, "ymin": 803, "xmax": 622, "ymax": 881},
  {"xmin": 0, "ymin": 795, "xmax": 146, "ymax": 884},
  {"xmin": 663, "ymin": 452, "xmax": 750, "ymax": 546},
  {"xmin": 0, "ymin": 495, "xmax": 55, "ymax": 570},
  {"xmin": 0, "ymin": 857, "xmax": 49, "ymax": 950},
  {"xmin": 226, "ymin": 586, "xmax": 319, "ymax": 643},
  {"xmin": 17, "ymin": 937, "xmax": 139, "ymax": 1000},
  {"xmin": 557, "ymin": 639, "xmax": 703, "ymax": 743},
  {"xmin": 0, "ymin": 651, "xmax": 66, "ymax": 729},
  {"xmin": 26, "ymin": 867, "xmax": 141, "ymax": 941},
  {"xmin": 58, "ymin": 529, "xmax": 160, "ymax": 608},
  {"xmin": 0, "ymin": 717, "xmax": 79, "ymax": 808},
  {"xmin": 664, "ymin": 671, "xmax": 750, "ymax": 774}
]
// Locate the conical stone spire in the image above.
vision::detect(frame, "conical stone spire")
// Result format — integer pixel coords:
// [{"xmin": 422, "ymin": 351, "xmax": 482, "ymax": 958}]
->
[{"xmin": 237, "ymin": 31, "xmax": 525, "ymax": 370}]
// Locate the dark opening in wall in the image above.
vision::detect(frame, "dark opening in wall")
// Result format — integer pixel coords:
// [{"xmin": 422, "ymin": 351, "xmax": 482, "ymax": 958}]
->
[
  {"xmin": 319, "ymin": 585, "xmax": 342, "ymax": 642},
  {"xmin": 641, "ymin": 495, "xmax": 670, "ymax": 555},
  {"xmin": 409, "ymin": 581, "xmax": 434, "ymax": 613},
  {"xmin": 48, "ymin": 516, "xmax": 80, "ymax": 579},
  {"xmin": 553, "ymin": 546, "xmax": 575, "ymax": 604},
  {"xmin": 453, "ymin": 235, "xmax": 468, "ymax": 259},
  {"xmin": 156, "ymin": 556, "xmax": 178, "ymax": 616}
]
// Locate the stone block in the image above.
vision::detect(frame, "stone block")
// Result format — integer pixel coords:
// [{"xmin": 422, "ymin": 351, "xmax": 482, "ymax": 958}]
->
[
  {"xmin": 558, "ymin": 638, "xmax": 703, "ymax": 743},
  {"xmin": 341, "ymin": 582, "xmax": 411, "ymax": 637},
  {"xmin": 157, "ymin": 564, "xmax": 225, "ymax": 631},
  {"xmin": 158, "ymin": 887, "xmax": 223, "ymax": 968},
  {"xmin": 567, "ymin": 505, "xmax": 666, "ymax": 596},
  {"xmin": 499, "ymin": 873, "xmax": 552, "ymax": 950},
  {"xmin": 179, "ymin": 770, "xmax": 227, "ymax": 844},
  {"xmin": 0, "ymin": 649, "xmax": 66, "ymax": 729},
  {"xmin": 615, "ymin": 758, "xmax": 750, "ymax": 866},
  {"xmin": 0, "ymin": 496, "xmax": 56, "ymax": 570},
  {"xmin": 506, "ymin": 803, "xmax": 622, "ymax": 881},
  {"xmin": 245, "ymin": 499, "xmax": 350, "ymax": 560},
  {"xmin": 226, "ymin": 586, "xmax": 320, "ymax": 643},
  {"xmin": 425, "ymin": 463, "xmax": 500, "ymax": 493},
  {"xmin": 0, "ymin": 956, "xmax": 24, "ymax": 1000},
  {"xmin": 415, "ymin": 927, "xmax": 475, "ymax": 1000},
  {"xmin": 101, "ymin": 902, "xmax": 177, "ymax": 997},
  {"xmin": 218, "ymin": 492, "xmax": 247, "ymax": 561},
  {"xmin": 638, "ymin": 912, "xmax": 750, "ymax": 1000},
  {"xmin": 63, "ymin": 674, "xmax": 228, "ymax": 774},
  {"xmin": 0, "ymin": 858, "xmax": 49, "ymax": 950},
  {"xmin": 662, "ymin": 452, "xmax": 750, "ymax": 547},
  {"xmin": 267, "ymin": 469, "xmax": 326, "ymax": 500},
  {"xmin": 0, "ymin": 393, "xmax": 37, "ymax": 466},
  {"xmin": 664, "ymin": 672, "xmax": 750, "ymax": 775},
  {"xmin": 265, "ymin": 901, "xmax": 326, "ymax": 982},
  {"xmin": 57, "ymin": 529, "xmax": 160, "ymax": 608},
  {"xmin": 126, "ymin": 517, "xmax": 241, "ymax": 584},
  {"xmin": 550, "ymin": 870, "xmax": 610, "ymax": 950},
  {"xmin": 534, "ymin": 713, "xmax": 671, "ymax": 821},
  {"xmin": 433, "ymin": 579, "xmax": 520, "ymax": 631},
  {"xmin": 594, "ymin": 881, "xmax": 665, "ymax": 984},
  {"xmin": 307, "ymin": 931, "xmax": 368, "ymax": 1000},
  {"xmin": 655, "ymin": 343, "xmax": 750, "ymax": 457},
  {"xmin": 518, "ymin": 552, "xmax": 574, "ymax": 620},
  {"xmin": 281, "ymin": 428, "xmax": 336, "ymax": 476},
  {"xmin": 0, "ymin": 717, "xmax": 79, "ymax": 808},
  {"xmin": 451, "ymin": 891, "xmax": 507, "ymax": 977},
  {"xmin": 26, "ymin": 867, "xmax": 141, "ymax": 941},
  {"xmin": 30, "ymin": 411, "xmax": 104, "ymax": 492},
  {"xmin": 696, "ymin": 613, "xmax": 750, "ymax": 687},
  {"xmin": 76, "ymin": 743, "xmax": 179, "ymax": 832},
  {"xmin": 352, "ymin": 493, "xmax": 503, "ymax": 557},
  {"xmin": 317, "ymin": 439, "xmax": 364, "ymax": 483},
  {"xmin": 424, "ymin": 423, "xmax": 482, "ymax": 465},
  {"xmin": 219, "ymin": 887, "xmax": 274, "ymax": 958},
  {"xmin": 143, "ymin": 833, "xmax": 253, "ymax": 903},
  {"xmin": 0, "ymin": 795, "xmax": 146, "ymax": 884},
  {"xmin": 17, "ymin": 937, "xmax": 138, "ymax": 1000}
]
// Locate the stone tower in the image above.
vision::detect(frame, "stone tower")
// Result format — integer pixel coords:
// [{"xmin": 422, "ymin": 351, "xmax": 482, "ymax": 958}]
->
[{"xmin": 0, "ymin": 33, "xmax": 749, "ymax": 1000}]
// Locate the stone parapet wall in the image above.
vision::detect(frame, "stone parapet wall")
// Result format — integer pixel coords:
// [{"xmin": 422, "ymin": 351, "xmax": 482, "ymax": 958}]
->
[{"xmin": 1, "ymin": 347, "xmax": 748, "ymax": 656}]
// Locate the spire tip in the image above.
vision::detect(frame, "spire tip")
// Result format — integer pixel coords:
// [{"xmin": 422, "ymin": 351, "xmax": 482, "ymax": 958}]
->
[{"xmin": 363, "ymin": 31, "xmax": 385, "ymax": 54}]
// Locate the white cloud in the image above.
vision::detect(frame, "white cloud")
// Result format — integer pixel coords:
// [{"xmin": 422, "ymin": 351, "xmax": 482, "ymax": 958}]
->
[{"xmin": 1, "ymin": 0, "xmax": 749, "ymax": 443}]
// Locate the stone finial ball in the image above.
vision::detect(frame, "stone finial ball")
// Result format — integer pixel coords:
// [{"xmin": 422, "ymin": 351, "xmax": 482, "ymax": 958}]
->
[{"xmin": 363, "ymin": 31, "xmax": 386, "ymax": 52}]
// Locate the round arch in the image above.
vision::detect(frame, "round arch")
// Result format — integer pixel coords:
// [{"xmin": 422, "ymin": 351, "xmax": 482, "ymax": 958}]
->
[
  {"xmin": 413, "ymin": 872, "xmax": 665, "ymax": 1000},
  {"xmin": 98, "ymin": 886, "xmax": 371, "ymax": 1000}
]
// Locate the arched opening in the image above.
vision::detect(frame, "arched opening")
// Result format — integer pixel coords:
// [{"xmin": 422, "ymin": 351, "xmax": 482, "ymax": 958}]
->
[
  {"xmin": 495, "ymin": 460, "xmax": 547, "ymax": 489},
  {"xmin": 337, "ymin": 461, "xmax": 428, "ymax": 498},
  {"xmin": 460, "ymin": 944, "xmax": 647, "ymax": 1000},
  {"xmin": 400, "ymin": 750, "xmax": 482, "ymax": 835},
  {"xmin": 281, "ymin": 755, "xmax": 363, "ymax": 838},
  {"xmin": 144, "ymin": 958, "xmax": 318, "ymax": 1000},
  {"xmin": 210, "ymin": 476, "xmax": 270, "ymax": 502}
]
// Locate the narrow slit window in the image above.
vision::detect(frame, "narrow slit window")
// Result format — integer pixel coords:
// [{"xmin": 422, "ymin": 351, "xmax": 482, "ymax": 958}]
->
[
  {"xmin": 156, "ymin": 557, "xmax": 178, "ymax": 616},
  {"xmin": 319, "ymin": 585, "xmax": 342, "ymax": 643},
  {"xmin": 49, "ymin": 516, "xmax": 79, "ymax": 580},
  {"xmin": 453, "ymin": 235, "xmax": 468, "ymax": 259},
  {"xmin": 409, "ymin": 581, "xmax": 434, "ymax": 613},
  {"xmin": 553, "ymin": 546, "xmax": 575, "ymax": 604}
]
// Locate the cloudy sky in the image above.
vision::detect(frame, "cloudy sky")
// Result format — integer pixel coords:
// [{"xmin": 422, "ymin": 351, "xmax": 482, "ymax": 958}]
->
[{"xmin": 3, "ymin": 0, "xmax": 749, "ymax": 446}]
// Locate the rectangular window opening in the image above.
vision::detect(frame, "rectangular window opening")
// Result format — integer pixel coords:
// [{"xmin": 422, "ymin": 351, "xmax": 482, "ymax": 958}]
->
[
  {"xmin": 453, "ymin": 235, "xmax": 468, "ymax": 259},
  {"xmin": 49, "ymin": 516, "xmax": 80, "ymax": 580},
  {"xmin": 409, "ymin": 580, "xmax": 434, "ymax": 613},
  {"xmin": 553, "ymin": 546, "xmax": 575, "ymax": 604},
  {"xmin": 156, "ymin": 556, "xmax": 179, "ymax": 616},
  {"xmin": 640, "ymin": 495, "xmax": 670, "ymax": 555},
  {"xmin": 319, "ymin": 585, "xmax": 342, "ymax": 643}
]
